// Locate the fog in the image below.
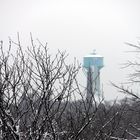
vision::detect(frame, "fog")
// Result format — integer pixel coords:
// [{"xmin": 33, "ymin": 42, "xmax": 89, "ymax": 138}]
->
[{"xmin": 1, "ymin": 0, "xmax": 140, "ymax": 100}]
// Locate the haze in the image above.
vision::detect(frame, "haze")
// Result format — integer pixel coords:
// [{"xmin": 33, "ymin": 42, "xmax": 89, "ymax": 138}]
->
[{"xmin": 0, "ymin": 0, "xmax": 140, "ymax": 100}]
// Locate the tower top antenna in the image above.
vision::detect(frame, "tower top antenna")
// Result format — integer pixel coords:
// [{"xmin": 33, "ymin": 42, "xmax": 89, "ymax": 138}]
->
[{"xmin": 92, "ymin": 49, "xmax": 96, "ymax": 55}]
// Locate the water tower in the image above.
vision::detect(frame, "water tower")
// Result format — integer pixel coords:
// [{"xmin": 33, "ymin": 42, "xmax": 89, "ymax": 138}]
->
[{"xmin": 83, "ymin": 50, "xmax": 104, "ymax": 102}]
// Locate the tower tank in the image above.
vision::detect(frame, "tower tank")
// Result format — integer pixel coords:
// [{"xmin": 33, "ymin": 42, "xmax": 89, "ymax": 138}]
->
[{"xmin": 83, "ymin": 50, "xmax": 104, "ymax": 102}]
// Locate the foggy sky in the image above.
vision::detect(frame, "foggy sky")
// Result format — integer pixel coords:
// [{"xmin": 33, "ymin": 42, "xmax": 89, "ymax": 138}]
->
[{"xmin": 1, "ymin": 0, "xmax": 140, "ymax": 100}]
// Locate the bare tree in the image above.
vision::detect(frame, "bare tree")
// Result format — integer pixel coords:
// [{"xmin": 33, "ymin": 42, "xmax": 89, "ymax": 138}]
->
[
  {"xmin": 0, "ymin": 34, "xmax": 82, "ymax": 139},
  {"xmin": 1, "ymin": 35, "xmax": 135, "ymax": 140},
  {"xmin": 0, "ymin": 35, "xmax": 103, "ymax": 140},
  {"xmin": 112, "ymin": 42, "xmax": 140, "ymax": 139}
]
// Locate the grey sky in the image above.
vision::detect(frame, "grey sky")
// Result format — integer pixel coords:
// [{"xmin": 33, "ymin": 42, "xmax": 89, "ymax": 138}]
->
[{"xmin": 1, "ymin": 0, "xmax": 140, "ymax": 100}]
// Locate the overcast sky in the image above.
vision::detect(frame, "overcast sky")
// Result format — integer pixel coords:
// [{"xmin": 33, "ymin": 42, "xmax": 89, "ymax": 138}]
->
[{"xmin": 1, "ymin": 0, "xmax": 140, "ymax": 100}]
